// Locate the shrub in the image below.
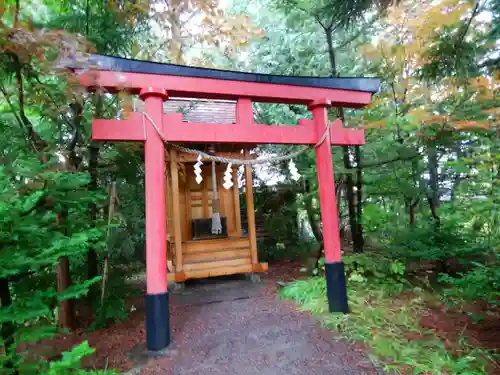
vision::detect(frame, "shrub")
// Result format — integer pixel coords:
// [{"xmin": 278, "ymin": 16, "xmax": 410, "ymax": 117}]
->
[{"xmin": 439, "ymin": 253, "xmax": 500, "ymax": 315}]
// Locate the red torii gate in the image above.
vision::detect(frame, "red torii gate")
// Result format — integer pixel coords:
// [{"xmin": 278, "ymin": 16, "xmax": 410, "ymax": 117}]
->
[{"xmin": 80, "ymin": 54, "xmax": 380, "ymax": 351}]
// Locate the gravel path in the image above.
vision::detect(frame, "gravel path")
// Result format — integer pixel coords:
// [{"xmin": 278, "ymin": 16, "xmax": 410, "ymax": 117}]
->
[{"xmin": 136, "ymin": 277, "xmax": 379, "ymax": 375}]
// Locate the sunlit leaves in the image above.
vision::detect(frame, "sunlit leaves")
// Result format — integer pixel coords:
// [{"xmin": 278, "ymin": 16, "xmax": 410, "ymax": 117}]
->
[{"xmin": 151, "ymin": 0, "xmax": 263, "ymax": 66}]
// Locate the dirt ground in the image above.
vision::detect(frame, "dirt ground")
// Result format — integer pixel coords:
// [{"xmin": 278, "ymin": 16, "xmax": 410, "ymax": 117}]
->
[
  {"xmin": 420, "ymin": 302, "xmax": 500, "ymax": 374},
  {"xmin": 37, "ymin": 260, "xmax": 499, "ymax": 374}
]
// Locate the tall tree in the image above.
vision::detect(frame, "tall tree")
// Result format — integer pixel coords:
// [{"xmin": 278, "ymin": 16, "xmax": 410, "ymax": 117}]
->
[{"xmin": 274, "ymin": 0, "xmax": 395, "ymax": 252}]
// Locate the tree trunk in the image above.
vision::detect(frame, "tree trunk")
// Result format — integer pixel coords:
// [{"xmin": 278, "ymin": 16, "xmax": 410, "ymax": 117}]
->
[
  {"xmin": 354, "ymin": 145, "xmax": 364, "ymax": 251},
  {"xmin": 87, "ymin": 143, "xmax": 99, "ymax": 305},
  {"xmin": 427, "ymin": 142, "xmax": 440, "ymax": 226},
  {"xmin": 86, "ymin": 93, "xmax": 103, "ymax": 308},
  {"xmin": 0, "ymin": 277, "xmax": 16, "ymax": 371},
  {"xmin": 325, "ymin": 28, "xmax": 336, "ymax": 77},
  {"xmin": 343, "ymin": 146, "xmax": 359, "ymax": 248},
  {"xmin": 56, "ymin": 256, "xmax": 73, "ymax": 329},
  {"xmin": 168, "ymin": 0, "xmax": 186, "ymax": 64},
  {"xmin": 409, "ymin": 197, "xmax": 419, "ymax": 226},
  {"xmin": 451, "ymin": 143, "xmax": 464, "ymax": 201},
  {"xmin": 56, "ymin": 210, "xmax": 74, "ymax": 330},
  {"xmin": 304, "ymin": 180, "xmax": 324, "ymax": 270},
  {"xmin": 323, "ymin": 26, "xmax": 363, "ymax": 252},
  {"xmin": 304, "ymin": 194, "xmax": 324, "ymax": 245}
]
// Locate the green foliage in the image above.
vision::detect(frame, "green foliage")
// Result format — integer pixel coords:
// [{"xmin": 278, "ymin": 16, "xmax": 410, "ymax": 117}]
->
[
  {"xmin": 253, "ymin": 185, "xmax": 315, "ymax": 261},
  {"xmin": 343, "ymin": 253, "xmax": 407, "ymax": 289},
  {"xmin": 440, "ymin": 253, "xmax": 500, "ymax": 311},
  {"xmin": 90, "ymin": 267, "xmax": 143, "ymax": 330},
  {"xmin": 106, "ymin": 179, "xmax": 146, "ymax": 263},
  {"xmin": 0, "ymin": 154, "xmax": 106, "ymax": 372},
  {"xmin": 388, "ymin": 223, "xmax": 469, "ymax": 263},
  {"xmin": 39, "ymin": 341, "xmax": 118, "ymax": 374},
  {"xmin": 281, "ymin": 270, "xmax": 492, "ymax": 374},
  {"xmin": 0, "ymin": 0, "xmax": 145, "ymax": 372},
  {"xmin": 46, "ymin": 342, "xmax": 97, "ymax": 375},
  {"xmin": 274, "ymin": 0, "xmax": 393, "ymax": 36}
]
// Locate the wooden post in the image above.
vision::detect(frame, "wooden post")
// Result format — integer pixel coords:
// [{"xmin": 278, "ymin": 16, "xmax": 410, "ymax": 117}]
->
[
  {"xmin": 170, "ymin": 150, "xmax": 183, "ymax": 272},
  {"xmin": 244, "ymin": 151, "xmax": 258, "ymax": 264},
  {"xmin": 233, "ymin": 166, "xmax": 242, "ymax": 237},
  {"xmin": 185, "ymin": 187, "xmax": 192, "ymax": 240},
  {"xmin": 165, "ymin": 161, "xmax": 173, "ymax": 271},
  {"xmin": 202, "ymin": 165, "xmax": 210, "ymax": 218}
]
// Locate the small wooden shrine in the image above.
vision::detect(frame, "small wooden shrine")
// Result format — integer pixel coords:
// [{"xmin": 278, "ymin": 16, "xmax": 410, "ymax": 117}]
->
[{"xmin": 163, "ymin": 99, "xmax": 267, "ymax": 282}]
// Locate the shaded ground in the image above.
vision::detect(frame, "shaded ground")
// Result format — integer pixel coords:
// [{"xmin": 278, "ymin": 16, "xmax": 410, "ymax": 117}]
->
[
  {"xmin": 33, "ymin": 260, "xmax": 499, "ymax": 374},
  {"xmin": 136, "ymin": 276, "xmax": 379, "ymax": 375}
]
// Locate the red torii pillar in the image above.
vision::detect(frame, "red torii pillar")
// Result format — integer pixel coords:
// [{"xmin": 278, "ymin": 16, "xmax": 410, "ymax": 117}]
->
[
  {"xmin": 310, "ymin": 100, "xmax": 348, "ymax": 313},
  {"xmin": 141, "ymin": 88, "xmax": 170, "ymax": 349},
  {"xmin": 81, "ymin": 58, "xmax": 377, "ymax": 351}
]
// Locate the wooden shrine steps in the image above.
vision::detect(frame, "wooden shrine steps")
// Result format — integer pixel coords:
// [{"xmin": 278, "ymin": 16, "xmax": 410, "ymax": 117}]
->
[{"xmin": 167, "ymin": 237, "xmax": 268, "ymax": 283}]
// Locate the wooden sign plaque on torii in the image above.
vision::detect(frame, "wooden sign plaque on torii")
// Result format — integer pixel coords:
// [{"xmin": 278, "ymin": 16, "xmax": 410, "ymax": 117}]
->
[{"xmin": 79, "ymin": 54, "xmax": 380, "ymax": 351}]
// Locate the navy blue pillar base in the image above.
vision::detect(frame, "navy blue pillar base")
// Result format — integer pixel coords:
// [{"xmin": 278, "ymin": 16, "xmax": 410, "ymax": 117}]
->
[
  {"xmin": 145, "ymin": 291, "xmax": 170, "ymax": 351},
  {"xmin": 325, "ymin": 261, "xmax": 349, "ymax": 313}
]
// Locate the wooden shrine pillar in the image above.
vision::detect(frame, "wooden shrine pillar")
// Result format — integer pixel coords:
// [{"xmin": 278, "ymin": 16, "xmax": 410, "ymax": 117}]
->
[
  {"xmin": 140, "ymin": 87, "xmax": 171, "ymax": 350},
  {"xmin": 244, "ymin": 150, "xmax": 258, "ymax": 265},
  {"xmin": 232, "ymin": 165, "xmax": 243, "ymax": 238},
  {"xmin": 169, "ymin": 150, "xmax": 183, "ymax": 272},
  {"xmin": 310, "ymin": 100, "xmax": 349, "ymax": 313}
]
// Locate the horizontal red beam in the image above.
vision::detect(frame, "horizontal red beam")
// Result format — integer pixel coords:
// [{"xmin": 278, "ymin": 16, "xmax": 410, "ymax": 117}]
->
[
  {"xmin": 81, "ymin": 71, "xmax": 372, "ymax": 108},
  {"xmin": 92, "ymin": 113, "xmax": 145, "ymax": 141},
  {"xmin": 92, "ymin": 113, "xmax": 364, "ymax": 146},
  {"xmin": 330, "ymin": 119, "xmax": 365, "ymax": 146},
  {"xmin": 163, "ymin": 114, "xmax": 317, "ymax": 144}
]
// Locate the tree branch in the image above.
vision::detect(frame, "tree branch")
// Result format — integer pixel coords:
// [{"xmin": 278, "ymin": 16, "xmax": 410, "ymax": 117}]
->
[
  {"xmin": 314, "ymin": 14, "xmax": 328, "ymax": 31},
  {"xmin": 26, "ymin": 74, "xmax": 74, "ymax": 129},
  {"xmin": 455, "ymin": 0, "xmax": 481, "ymax": 48},
  {"xmin": 334, "ymin": 11, "xmax": 382, "ymax": 49},
  {"xmin": 479, "ymin": 55, "xmax": 500, "ymax": 69},
  {"xmin": 335, "ymin": 28, "xmax": 365, "ymax": 49},
  {"xmin": 0, "ymin": 83, "xmax": 25, "ymax": 131},
  {"xmin": 10, "ymin": 53, "xmax": 46, "ymax": 152},
  {"xmin": 14, "ymin": 0, "xmax": 20, "ymax": 27}
]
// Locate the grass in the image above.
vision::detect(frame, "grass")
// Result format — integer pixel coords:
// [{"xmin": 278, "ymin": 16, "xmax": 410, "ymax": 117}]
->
[{"xmin": 281, "ymin": 277, "xmax": 492, "ymax": 374}]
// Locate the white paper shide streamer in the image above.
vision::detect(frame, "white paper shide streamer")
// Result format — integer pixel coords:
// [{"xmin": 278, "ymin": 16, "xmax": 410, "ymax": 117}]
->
[
  {"xmin": 289, "ymin": 159, "xmax": 301, "ymax": 181},
  {"xmin": 223, "ymin": 163, "xmax": 234, "ymax": 189},
  {"xmin": 194, "ymin": 154, "xmax": 203, "ymax": 184}
]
